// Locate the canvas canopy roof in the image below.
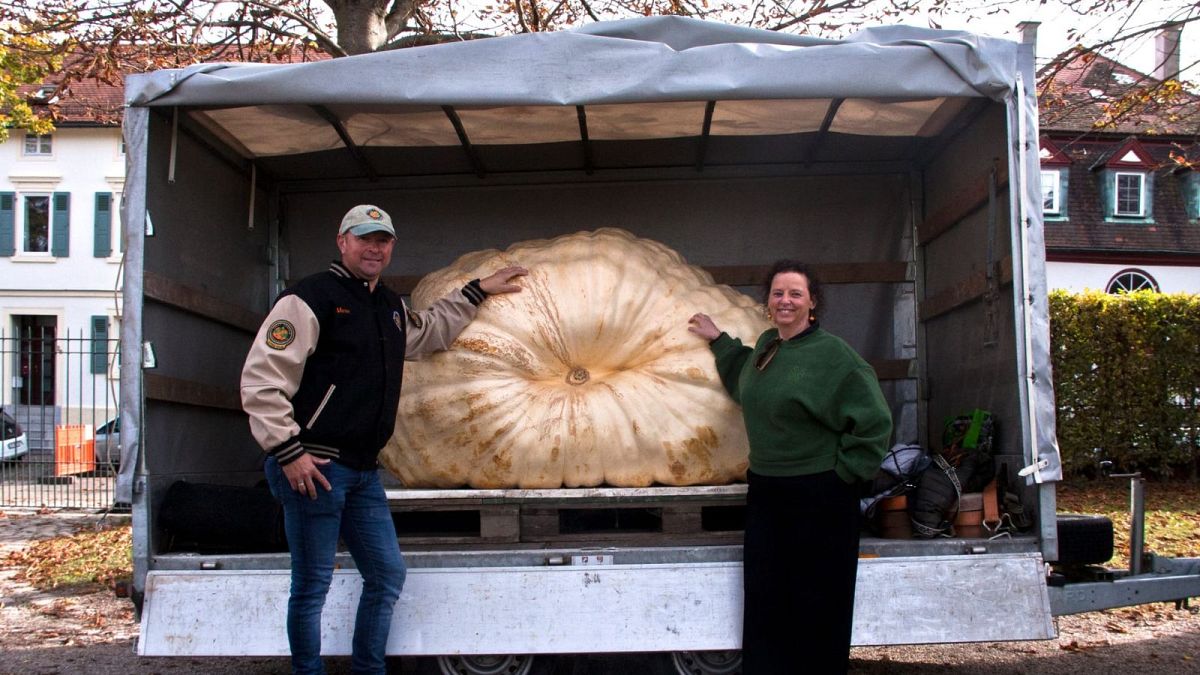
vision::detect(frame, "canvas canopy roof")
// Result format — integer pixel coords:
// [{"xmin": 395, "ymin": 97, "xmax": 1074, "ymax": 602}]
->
[{"xmin": 123, "ymin": 16, "xmax": 1024, "ymax": 169}]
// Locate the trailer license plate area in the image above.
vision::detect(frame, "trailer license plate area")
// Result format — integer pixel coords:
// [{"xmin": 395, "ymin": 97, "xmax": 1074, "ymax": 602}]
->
[{"xmin": 572, "ymin": 554, "xmax": 614, "ymax": 566}]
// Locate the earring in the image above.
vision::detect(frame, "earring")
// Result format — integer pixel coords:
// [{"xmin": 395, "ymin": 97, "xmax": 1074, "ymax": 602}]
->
[{"xmin": 764, "ymin": 308, "xmax": 774, "ymax": 322}]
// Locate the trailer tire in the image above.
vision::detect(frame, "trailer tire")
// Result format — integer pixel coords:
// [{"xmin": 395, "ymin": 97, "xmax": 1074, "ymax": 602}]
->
[
  {"xmin": 671, "ymin": 650, "xmax": 742, "ymax": 675},
  {"xmin": 436, "ymin": 654, "xmax": 536, "ymax": 675},
  {"xmin": 1052, "ymin": 514, "xmax": 1114, "ymax": 565}
]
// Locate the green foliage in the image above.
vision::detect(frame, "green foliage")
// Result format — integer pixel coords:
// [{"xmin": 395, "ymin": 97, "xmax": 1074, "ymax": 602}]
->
[
  {"xmin": 1050, "ymin": 290, "xmax": 1200, "ymax": 479},
  {"xmin": 0, "ymin": 28, "xmax": 58, "ymax": 141}
]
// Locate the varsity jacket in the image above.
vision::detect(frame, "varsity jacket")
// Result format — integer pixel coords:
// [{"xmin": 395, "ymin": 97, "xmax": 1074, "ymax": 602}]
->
[{"xmin": 240, "ymin": 261, "xmax": 487, "ymax": 470}]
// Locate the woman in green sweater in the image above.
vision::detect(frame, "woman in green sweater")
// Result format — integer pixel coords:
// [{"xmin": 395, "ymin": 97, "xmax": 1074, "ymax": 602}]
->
[{"xmin": 689, "ymin": 260, "xmax": 892, "ymax": 674}]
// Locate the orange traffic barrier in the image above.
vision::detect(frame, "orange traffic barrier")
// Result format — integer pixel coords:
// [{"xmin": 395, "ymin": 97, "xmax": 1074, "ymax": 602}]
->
[{"xmin": 54, "ymin": 424, "xmax": 95, "ymax": 476}]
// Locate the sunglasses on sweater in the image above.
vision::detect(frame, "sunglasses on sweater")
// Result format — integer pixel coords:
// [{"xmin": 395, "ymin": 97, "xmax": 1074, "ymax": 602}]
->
[{"xmin": 754, "ymin": 337, "xmax": 783, "ymax": 371}]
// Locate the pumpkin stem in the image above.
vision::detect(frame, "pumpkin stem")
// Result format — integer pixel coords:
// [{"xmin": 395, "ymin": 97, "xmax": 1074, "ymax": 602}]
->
[{"xmin": 566, "ymin": 366, "xmax": 590, "ymax": 386}]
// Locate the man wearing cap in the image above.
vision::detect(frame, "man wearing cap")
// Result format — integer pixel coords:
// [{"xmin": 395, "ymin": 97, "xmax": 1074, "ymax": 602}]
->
[{"xmin": 241, "ymin": 204, "xmax": 527, "ymax": 674}]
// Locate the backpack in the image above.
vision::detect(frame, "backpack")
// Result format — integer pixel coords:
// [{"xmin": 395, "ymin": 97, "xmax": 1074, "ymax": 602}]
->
[
  {"xmin": 860, "ymin": 443, "xmax": 931, "ymax": 519},
  {"xmin": 910, "ymin": 410, "xmax": 998, "ymax": 538}
]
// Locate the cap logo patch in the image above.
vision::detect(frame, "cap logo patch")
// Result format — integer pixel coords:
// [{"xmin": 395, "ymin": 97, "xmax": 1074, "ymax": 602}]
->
[
  {"xmin": 336, "ymin": 306, "xmax": 351, "ymax": 314},
  {"xmin": 267, "ymin": 320, "xmax": 296, "ymax": 350},
  {"xmin": 366, "ymin": 208, "xmax": 383, "ymax": 220}
]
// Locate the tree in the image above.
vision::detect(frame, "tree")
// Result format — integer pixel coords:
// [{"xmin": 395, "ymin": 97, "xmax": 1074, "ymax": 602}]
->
[
  {"xmin": 0, "ymin": 0, "xmax": 1196, "ymax": 138},
  {"xmin": 0, "ymin": 27, "xmax": 56, "ymax": 141}
]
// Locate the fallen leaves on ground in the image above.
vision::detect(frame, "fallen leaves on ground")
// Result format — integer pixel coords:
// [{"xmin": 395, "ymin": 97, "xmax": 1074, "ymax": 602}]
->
[
  {"xmin": 4, "ymin": 523, "xmax": 132, "ymax": 590},
  {"xmin": 1056, "ymin": 480, "xmax": 1200, "ymax": 566}
]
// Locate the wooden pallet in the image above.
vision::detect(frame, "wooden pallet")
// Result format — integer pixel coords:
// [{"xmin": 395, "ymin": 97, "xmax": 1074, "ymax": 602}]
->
[{"xmin": 385, "ymin": 486, "xmax": 747, "ymax": 548}]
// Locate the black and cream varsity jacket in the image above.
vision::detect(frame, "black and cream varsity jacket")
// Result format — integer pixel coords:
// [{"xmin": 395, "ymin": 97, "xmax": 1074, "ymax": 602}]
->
[{"xmin": 240, "ymin": 261, "xmax": 487, "ymax": 470}]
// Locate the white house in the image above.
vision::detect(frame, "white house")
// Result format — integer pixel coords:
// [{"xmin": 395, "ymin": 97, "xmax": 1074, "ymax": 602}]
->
[{"xmin": 0, "ymin": 82, "xmax": 125, "ymax": 451}]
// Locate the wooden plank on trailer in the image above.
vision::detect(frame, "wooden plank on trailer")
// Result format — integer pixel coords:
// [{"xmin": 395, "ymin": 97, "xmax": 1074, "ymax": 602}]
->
[
  {"xmin": 920, "ymin": 257, "xmax": 1013, "ymax": 322},
  {"xmin": 144, "ymin": 373, "xmax": 241, "ymax": 411},
  {"xmin": 918, "ymin": 163, "xmax": 1009, "ymax": 246},
  {"xmin": 144, "ymin": 271, "xmax": 262, "ymax": 333}
]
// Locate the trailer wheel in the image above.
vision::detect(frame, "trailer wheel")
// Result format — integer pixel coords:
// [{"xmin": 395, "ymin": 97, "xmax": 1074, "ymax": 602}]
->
[
  {"xmin": 671, "ymin": 650, "xmax": 742, "ymax": 675},
  {"xmin": 436, "ymin": 654, "xmax": 535, "ymax": 675},
  {"xmin": 1052, "ymin": 514, "xmax": 1114, "ymax": 565}
]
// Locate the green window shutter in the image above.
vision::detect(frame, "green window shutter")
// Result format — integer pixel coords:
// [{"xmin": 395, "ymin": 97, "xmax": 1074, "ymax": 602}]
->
[
  {"xmin": 1187, "ymin": 173, "xmax": 1200, "ymax": 220},
  {"xmin": 91, "ymin": 315, "xmax": 109, "ymax": 374},
  {"xmin": 1099, "ymin": 171, "xmax": 1114, "ymax": 219},
  {"xmin": 1058, "ymin": 170, "xmax": 1070, "ymax": 219},
  {"xmin": 0, "ymin": 193, "xmax": 13, "ymax": 257},
  {"xmin": 1143, "ymin": 173, "xmax": 1155, "ymax": 221},
  {"xmin": 51, "ymin": 192, "xmax": 70, "ymax": 257},
  {"xmin": 94, "ymin": 192, "xmax": 112, "ymax": 257}
]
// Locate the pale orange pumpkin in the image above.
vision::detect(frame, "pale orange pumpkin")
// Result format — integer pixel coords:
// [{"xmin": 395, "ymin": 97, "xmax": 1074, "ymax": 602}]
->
[{"xmin": 380, "ymin": 228, "xmax": 768, "ymax": 488}]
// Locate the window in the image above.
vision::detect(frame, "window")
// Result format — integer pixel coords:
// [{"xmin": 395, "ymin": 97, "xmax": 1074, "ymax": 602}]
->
[
  {"xmin": 1041, "ymin": 170, "xmax": 1061, "ymax": 214},
  {"xmin": 1114, "ymin": 172, "xmax": 1145, "ymax": 217},
  {"xmin": 1184, "ymin": 172, "xmax": 1200, "ymax": 220},
  {"xmin": 1106, "ymin": 269, "xmax": 1158, "ymax": 294},
  {"xmin": 23, "ymin": 195, "xmax": 50, "ymax": 253},
  {"xmin": 22, "ymin": 134, "xmax": 52, "ymax": 157},
  {"xmin": 10, "ymin": 193, "xmax": 70, "ymax": 257}
]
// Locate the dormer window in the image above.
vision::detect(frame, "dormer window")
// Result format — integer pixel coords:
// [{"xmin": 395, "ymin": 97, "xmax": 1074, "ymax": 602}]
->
[
  {"xmin": 1183, "ymin": 171, "xmax": 1200, "ymax": 220},
  {"xmin": 1113, "ymin": 172, "xmax": 1145, "ymax": 216},
  {"xmin": 1091, "ymin": 139, "xmax": 1154, "ymax": 222},
  {"xmin": 1038, "ymin": 137, "xmax": 1071, "ymax": 219},
  {"xmin": 1041, "ymin": 170, "xmax": 1062, "ymax": 214}
]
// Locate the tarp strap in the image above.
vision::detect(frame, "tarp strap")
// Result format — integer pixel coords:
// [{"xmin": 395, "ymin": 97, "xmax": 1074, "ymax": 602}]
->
[
  {"xmin": 168, "ymin": 108, "xmax": 178, "ymax": 185},
  {"xmin": 248, "ymin": 163, "xmax": 256, "ymax": 230}
]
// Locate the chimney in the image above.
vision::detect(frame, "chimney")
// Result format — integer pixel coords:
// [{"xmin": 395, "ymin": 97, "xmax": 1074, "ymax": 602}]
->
[
  {"xmin": 1154, "ymin": 23, "xmax": 1182, "ymax": 81},
  {"xmin": 1016, "ymin": 21, "xmax": 1040, "ymax": 47}
]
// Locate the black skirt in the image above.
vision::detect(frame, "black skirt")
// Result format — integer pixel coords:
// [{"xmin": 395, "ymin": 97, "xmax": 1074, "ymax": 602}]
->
[{"xmin": 741, "ymin": 469, "xmax": 862, "ymax": 675}]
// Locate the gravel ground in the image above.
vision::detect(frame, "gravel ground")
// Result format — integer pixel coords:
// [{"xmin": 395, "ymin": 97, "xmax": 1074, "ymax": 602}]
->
[{"xmin": 2, "ymin": 509, "xmax": 1198, "ymax": 675}]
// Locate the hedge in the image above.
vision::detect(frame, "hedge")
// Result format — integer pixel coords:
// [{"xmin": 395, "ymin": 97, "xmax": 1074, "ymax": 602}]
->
[{"xmin": 1049, "ymin": 290, "xmax": 1200, "ymax": 479}]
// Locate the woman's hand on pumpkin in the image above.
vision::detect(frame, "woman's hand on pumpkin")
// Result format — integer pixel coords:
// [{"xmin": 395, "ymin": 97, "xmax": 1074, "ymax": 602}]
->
[
  {"xmin": 480, "ymin": 266, "xmax": 529, "ymax": 295},
  {"xmin": 688, "ymin": 313, "xmax": 721, "ymax": 341}
]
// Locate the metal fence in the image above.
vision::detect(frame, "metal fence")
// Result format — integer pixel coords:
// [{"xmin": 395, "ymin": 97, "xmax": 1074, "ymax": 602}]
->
[{"xmin": 0, "ymin": 326, "xmax": 122, "ymax": 510}]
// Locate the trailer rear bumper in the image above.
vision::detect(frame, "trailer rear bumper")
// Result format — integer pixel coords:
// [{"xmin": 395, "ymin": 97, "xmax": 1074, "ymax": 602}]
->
[{"xmin": 138, "ymin": 552, "xmax": 1053, "ymax": 656}]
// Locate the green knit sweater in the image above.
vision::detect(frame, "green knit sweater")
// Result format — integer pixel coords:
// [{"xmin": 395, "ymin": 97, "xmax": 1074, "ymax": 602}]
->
[{"xmin": 710, "ymin": 327, "xmax": 892, "ymax": 484}]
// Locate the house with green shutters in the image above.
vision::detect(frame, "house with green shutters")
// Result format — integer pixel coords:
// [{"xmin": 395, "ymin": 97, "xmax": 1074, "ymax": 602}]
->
[{"xmin": 0, "ymin": 77, "xmax": 124, "ymax": 453}]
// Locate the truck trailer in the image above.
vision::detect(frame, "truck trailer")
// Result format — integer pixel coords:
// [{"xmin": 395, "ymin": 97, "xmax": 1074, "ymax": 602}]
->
[{"xmin": 116, "ymin": 16, "xmax": 1199, "ymax": 674}]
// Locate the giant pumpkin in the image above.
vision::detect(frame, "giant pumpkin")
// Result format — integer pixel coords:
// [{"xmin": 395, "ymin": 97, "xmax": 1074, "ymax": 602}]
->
[{"xmin": 380, "ymin": 228, "xmax": 768, "ymax": 488}]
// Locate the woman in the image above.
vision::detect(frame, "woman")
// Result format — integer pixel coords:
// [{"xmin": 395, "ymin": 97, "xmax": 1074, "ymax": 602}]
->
[{"xmin": 688, "ymin": 260, "xmax": 892, "ymax": 674}]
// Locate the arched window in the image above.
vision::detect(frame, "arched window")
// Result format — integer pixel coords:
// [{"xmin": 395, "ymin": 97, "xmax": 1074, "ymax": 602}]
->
[{"xmin": 1106, "ymin": 269, "xmax": 1159, "ymax": 294}]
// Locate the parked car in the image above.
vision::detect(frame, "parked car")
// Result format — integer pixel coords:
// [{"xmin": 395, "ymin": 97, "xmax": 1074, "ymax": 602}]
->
[
  {"xmin": 95, "ymin": 416, "xmax": 121, "ymax": 470},
  {"xmin": 1, "ymin": 410, "xmax": 27, "ymax": 461}
]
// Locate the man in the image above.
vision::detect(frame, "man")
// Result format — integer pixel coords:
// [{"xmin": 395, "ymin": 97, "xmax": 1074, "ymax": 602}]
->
[{"xmin": 240, "ymin": 204, "xmax": 527, "ymax": 674}]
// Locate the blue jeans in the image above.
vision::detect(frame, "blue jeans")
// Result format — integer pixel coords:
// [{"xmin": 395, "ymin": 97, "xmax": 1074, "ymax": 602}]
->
[{"xmin": 265, "ymin": 457, "xmax": 406, "ymax": 675}]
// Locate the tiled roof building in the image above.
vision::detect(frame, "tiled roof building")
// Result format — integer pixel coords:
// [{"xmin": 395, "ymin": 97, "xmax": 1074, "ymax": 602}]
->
[{"xmin": 1034, "ymin": 22, "xmax": 1200, "ymax": 293}]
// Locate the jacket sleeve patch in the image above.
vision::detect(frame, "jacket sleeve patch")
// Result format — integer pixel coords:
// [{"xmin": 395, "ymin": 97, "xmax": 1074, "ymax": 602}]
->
[
  {"xmin": 406, "ymin": 308, "xmax": 424, "ymax": 330},
  {"xmin": 266, "ymin": 320, "xmax": 297, "ymax": 350}
]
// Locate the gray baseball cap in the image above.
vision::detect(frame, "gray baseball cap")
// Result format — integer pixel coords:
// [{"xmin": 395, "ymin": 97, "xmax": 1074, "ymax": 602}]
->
[{"xmin": 339, "ymin": 204, "xmax": 396, "ymax": 237}]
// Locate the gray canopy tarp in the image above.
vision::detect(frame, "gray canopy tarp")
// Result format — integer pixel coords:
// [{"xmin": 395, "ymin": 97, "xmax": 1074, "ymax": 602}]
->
[{"xmin": 117, "ymin": 17, "xmax": 1060, "ymax": 504}]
